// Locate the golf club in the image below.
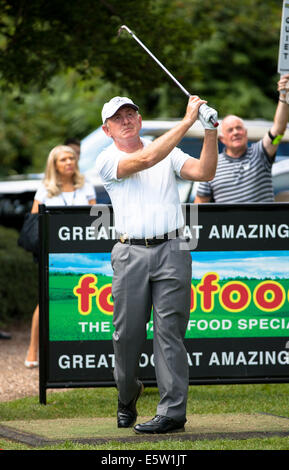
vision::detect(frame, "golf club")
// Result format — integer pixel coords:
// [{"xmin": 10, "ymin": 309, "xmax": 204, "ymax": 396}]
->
[{"xmin": 118, "ymin": 25, "xmax": 219, "ymax": 128}]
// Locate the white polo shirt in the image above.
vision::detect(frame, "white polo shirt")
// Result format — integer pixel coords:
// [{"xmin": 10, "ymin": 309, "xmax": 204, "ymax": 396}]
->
[{"xmin": 95, "ymin": 138, "xmax": 191, "ymax": 238}]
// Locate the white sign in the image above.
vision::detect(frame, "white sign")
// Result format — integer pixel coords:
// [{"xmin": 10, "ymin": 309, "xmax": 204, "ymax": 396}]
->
[{"xmin": 278, "ymin": 1, "xmax": 289, "ymax": 73}]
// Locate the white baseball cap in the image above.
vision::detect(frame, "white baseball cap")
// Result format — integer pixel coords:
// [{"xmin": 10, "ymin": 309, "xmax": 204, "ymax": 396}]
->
[{"xmin": 101, "ymin": 96, "xmax": 139, "ymax": 123}]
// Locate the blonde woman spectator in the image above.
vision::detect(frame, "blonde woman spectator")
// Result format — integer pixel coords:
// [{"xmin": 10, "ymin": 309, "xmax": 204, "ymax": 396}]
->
[{"xmin": 25, "ymin": 145, "xmax": 96, "ymax": 368}]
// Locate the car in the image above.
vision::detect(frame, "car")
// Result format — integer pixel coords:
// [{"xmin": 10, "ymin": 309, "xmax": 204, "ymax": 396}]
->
[
  {"xmin": 1, "ymin": 118, "xmax": 289, "ymax": 230},
  {"xmin": 271, "ymin": 157, "xmax": 289, "ymax": 201},
  {"xmin": 0, "ymin": 172, "xmax": 111, "ymax": 230},
  {"xmin": 80, "ymin": 118, "xmax": 289, "ymax": 204}
]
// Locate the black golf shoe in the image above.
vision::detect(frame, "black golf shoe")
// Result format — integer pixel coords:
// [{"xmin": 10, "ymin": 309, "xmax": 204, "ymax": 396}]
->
[
  {"xmin": 117, "ymin": 380, "xmax": 144, "ymax": 428},
  {"xmin": 134, "ymin": 415, "xmax": 186, "ymax": 434}
]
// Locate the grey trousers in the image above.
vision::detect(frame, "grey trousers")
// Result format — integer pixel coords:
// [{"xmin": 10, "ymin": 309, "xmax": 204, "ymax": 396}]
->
[{"xmin": 111, "ymin": 237, "xmax": 192, "ymax": 421}]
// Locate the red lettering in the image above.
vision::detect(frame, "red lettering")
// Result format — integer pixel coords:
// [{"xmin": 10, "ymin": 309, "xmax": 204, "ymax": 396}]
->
[
  {"xmin": 254, "ymin": 281, "xmax": 285, "ymax": 311},
  {"xmin": 220, "ymin": 282, "xmax": 251, "ymax": 311},
  {"xmin": 73, "ymin": 274, "xmax": 98, "ymax": 315},
  {"xmin": 197, "ymin": 273, "xmax": 220, "ymax": 312},
  {"xmin": 97, "ymin": 284, "xmax": 114, "ymax": 315}
]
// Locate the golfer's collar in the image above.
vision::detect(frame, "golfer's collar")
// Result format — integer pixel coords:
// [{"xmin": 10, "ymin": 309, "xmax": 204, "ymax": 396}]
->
[
  {"xmin": 112, "ymin": 137, "xmax": 145, "ymax": 153},
  {"xmin": 223, "ymin": 147, "xmax": 248, "ymax": 161}
]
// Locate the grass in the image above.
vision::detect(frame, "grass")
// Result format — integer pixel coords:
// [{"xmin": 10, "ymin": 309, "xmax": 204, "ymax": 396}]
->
[
  {"xmin": 0, "ymin": 383, "xmax": 289, "ymax": 451},
  {"xmin": 1, "ymin": 436, "xmax": 289, "ymax": 451}
]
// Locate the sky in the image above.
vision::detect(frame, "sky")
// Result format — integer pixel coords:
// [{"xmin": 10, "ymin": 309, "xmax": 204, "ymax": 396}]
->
[
  {"xmin": 190, "ymin": 250, "xmax": 289, "ymax": 279},
  {"xmin": 49, "ymin": 252, "xmax": 113, "ymax": 276},
  {"xmin": 49, "ymin": 250, "xmax": 289, "ymax": 280}
]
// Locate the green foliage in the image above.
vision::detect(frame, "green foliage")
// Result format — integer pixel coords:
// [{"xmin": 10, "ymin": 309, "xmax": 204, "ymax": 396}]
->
[
  {"xmin": 0, "ymin": 1, "xmax": 283, "ymax": 105},
  {"xmin": 0, "ymin": 0, "xmax": 286, "ymax": 175},
  {"xmin": 0, "ymin": 0, "xmax": 163, "ymax": 92},
  {"xmin": 153, "ymin": 0, "xmax": 282, "ymax": 118},
  {"xmin": 0, "ymin": 70, "xmax": 122, "ymax": 176},
  {"xmin": 0, "ymin": 225, "xmax": 38, "ymax": 323}
]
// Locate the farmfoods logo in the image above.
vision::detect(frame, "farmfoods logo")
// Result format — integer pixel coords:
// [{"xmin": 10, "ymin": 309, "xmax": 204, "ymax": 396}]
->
[{"xmin": 72, "ymin": 271, "xmax": 287, "ymax": 316}]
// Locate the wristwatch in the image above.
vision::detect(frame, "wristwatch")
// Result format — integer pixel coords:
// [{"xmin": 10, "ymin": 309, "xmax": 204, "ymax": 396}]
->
[{"xmin": 268, "ymin": 130, "xmax": 283, "ymax": 145}]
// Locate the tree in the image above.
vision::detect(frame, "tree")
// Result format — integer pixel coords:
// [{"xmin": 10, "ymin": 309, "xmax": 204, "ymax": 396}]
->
[
  {"xmin": 0, "ymin": 0, "xmax": 194, "ymax": 106},
  {"xmin": 180, "ymin": 0, "xmax": 283, "ymax": 118},
  {"xmin": 0, "ymin": 0, "xmax": 286, "ymax": 175},
  {"xmin": 0, "ymin": 71, "xmax": 122, "ymax": 175},
  {"xmin": 144, "ymin": 0, "xmax": 282, "ymax": 119},
  {"xmin": 0, "ymin": 0, "xmax": 284, "ymax": 118}
]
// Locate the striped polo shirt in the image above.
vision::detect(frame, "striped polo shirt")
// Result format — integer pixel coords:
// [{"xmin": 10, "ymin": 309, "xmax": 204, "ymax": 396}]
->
[{"xmin": 196, "ymin": 140, "xmax": 274, "ymax": 203}]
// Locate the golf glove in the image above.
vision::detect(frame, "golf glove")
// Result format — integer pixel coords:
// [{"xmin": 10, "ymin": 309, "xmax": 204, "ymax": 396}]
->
[{"xmin": 198, "ymin": 104, "xmax": 218, "ymax": 129}]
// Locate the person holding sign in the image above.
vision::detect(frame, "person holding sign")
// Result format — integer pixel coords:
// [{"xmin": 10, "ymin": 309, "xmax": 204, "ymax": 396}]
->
[
  {"xmin": 95, "ymin": 95, "xmax": 218, "ymax": 434},
  {"xmin": 194, "ymin": 74, "xmax": 289, "ymax": 204}
]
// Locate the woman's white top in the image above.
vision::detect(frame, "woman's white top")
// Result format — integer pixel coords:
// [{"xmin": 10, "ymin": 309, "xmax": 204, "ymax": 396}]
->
[{"xmin": 34, "ymin": 181, "xmax": 95, "ymax": 206}]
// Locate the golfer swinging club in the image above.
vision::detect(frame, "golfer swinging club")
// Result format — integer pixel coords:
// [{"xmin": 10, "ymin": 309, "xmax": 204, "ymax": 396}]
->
[{"xmin": 95, "ymin": 95, "xmax": 218, "ymax": 434}]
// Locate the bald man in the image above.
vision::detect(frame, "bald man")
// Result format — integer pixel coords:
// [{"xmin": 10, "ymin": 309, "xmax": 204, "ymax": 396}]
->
[{"xmin": 195, "ymin": 74, "xmax": 289, "ymax": 203}]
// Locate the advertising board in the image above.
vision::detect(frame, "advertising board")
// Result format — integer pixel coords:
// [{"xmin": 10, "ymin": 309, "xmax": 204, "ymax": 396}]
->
[{"xmin": 39, "ymin": 204, "xmax": 289, "ymax": 403}]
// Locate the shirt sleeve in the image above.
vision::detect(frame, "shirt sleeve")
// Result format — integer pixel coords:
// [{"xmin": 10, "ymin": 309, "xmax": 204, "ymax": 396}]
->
[
  {"xmin": 34, "ymin": 183, "xmax": 47, "ymax": 203},
  {"xmin": 95, "ymin": 147, "xmax": 121, "ymax": 183},
  {"xmin": 169, "ymin": 147, "xmax": 191, "ymax": 176},
  {"xmin": 256, "ymin": 140, "xmax": 275, "ymax": 170}
]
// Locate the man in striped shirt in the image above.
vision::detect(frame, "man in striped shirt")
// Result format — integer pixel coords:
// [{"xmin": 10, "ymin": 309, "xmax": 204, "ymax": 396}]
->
[{"xmin": 194, "ymin": 74, "xmax": 289, "ymax": 203}]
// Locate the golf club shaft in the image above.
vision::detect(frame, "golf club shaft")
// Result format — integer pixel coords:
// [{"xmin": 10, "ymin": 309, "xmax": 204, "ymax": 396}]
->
[
  {"xmin": 119, "ymin": 25, "xmax": 191, "ymax": 98},
  {"xmin": 119, "ymin": 25, "xmax": 218, "ymax": 127}
]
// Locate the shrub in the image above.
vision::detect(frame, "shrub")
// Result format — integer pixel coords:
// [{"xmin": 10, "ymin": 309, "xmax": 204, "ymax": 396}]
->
[{"xmin": 0, "ymin": 225, "xmax": 38, "ymax": 324}]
